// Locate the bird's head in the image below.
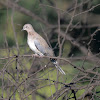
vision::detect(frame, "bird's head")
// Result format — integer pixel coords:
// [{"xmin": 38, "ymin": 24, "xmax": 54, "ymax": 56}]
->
[{"xmin": 22, "ymin": 24, "xmax": 35, "ymax": 32}]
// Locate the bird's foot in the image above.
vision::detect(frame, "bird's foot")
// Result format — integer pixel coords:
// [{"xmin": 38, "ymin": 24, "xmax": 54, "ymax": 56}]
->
[
  {"xmin": 32, "ymin": 54, "xmax": 39, "ymax": 58},
  {"xmin": 37, "ymin": 53, "xmax": 44, "ymax": 58},
  {"xmin": 38, "ymin": 55, "xmax": 44, "ymax": 58},
  {"xmin": 32, "ymin": 54, "xmax": 44, "ymax": 58}
]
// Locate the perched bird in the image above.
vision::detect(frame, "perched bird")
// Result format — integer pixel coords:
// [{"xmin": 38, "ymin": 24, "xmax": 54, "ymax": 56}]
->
[{"xmin": 22, "ymin": 24, "xmax": 65, "ymax": 75}]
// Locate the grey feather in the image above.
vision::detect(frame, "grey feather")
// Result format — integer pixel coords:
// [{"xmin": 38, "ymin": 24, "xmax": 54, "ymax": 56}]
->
[
  {"xmin": 53, "ymin": 61, "xmax": 66, "ymax": 75},
  {"xmin": 55, "ymin": 65, "xmax": 66, "ymax": 75},
  {"xmin": 34, "ymin": 39, "xmax": 46, "ymax": 55}
]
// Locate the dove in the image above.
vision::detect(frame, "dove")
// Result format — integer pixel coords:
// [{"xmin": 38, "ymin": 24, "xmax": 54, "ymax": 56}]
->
[{"xmin": 22, "ymin": 24, "xmax": 65, "ymax": 75}]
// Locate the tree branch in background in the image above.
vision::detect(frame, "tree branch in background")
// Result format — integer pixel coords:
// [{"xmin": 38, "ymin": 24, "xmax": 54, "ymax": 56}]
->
[{"xmin": 0, "ymin": 0, "xmax": 51, "ymax": 27}]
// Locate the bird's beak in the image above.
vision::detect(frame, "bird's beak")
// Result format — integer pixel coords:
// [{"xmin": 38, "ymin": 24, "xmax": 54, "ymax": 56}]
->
[{"xmin": 21, "ymin": 29, "xmax": 24, "ymax": 31}]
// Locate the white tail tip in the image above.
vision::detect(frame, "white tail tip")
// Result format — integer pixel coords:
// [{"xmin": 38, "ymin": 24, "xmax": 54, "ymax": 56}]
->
[{"xmin": 55, "ymin": 65, "xmax": 66, "ymax": 75}]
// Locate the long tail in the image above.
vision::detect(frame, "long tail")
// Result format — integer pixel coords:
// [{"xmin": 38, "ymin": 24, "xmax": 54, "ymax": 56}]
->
[{"xmin": 50, "ymin": 59, "xmax": 66, "ymax": 75}]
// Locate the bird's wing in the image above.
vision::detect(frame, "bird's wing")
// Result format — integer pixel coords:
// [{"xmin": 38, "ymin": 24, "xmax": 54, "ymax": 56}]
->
[{"xmin": 34, "ymin": 39, "xmax": 46, "ymax": 55}]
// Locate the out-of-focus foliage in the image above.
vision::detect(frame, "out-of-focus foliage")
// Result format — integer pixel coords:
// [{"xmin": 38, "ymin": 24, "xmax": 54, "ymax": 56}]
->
[{"xmin": 0, "ymin": 0, "xmax": 100, "ymax": 100}]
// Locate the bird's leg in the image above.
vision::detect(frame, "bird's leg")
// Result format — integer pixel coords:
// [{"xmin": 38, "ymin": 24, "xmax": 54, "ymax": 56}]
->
[
  {"xmin": 38, "ymin": 54, "xmax": 44, "ymax": 58},
  {"xmin": 32, "ymin": 54, "xmax": 39, "ymax": 58},
  {"xmin": 32, "ymin": 53, "xmax": 44, "ymax": 58},
  {"xmin": 38, "ymin": 55, "xmax": 44, "ymax": 58},
  {"xmin": 34, "ymin": 53, "xmax": 44, "ymax": 58}
]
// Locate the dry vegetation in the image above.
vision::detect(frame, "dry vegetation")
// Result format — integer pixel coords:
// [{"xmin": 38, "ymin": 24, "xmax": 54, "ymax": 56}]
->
[{"xmin": 0, "ymin": 0, "xmax": 100, "ymax": 100}]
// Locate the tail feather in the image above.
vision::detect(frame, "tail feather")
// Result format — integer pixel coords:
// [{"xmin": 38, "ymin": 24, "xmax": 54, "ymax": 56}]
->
[
  {"xmin": 55, "ymin": 65, "xmax": 66, "ymax": 75},
  {"xmin": 50, "ymin": 58, "xmax": 66, "ymax": 75}
]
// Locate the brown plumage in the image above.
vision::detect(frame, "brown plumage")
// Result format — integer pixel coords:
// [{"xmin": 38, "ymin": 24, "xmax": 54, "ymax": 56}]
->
[{"xmin": 22, "ymin": 24, "xmax": 65, "ymax": 75}]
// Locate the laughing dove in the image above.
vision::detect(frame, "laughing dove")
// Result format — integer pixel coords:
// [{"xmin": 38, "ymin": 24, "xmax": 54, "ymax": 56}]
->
[{"xmin": 22, "ymin": 24, "xmax": 65, "ymax": 75}]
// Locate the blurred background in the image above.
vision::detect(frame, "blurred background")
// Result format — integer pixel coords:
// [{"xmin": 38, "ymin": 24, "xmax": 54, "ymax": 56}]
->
[{"xmin": 0, "ymin": 0, "xmax": 100, "ymax": 100}]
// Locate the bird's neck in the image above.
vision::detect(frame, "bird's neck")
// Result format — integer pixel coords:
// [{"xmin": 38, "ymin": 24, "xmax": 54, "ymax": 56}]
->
[{"xmin": 27, "ymin": 30, "xmax": 36, "ymax": 40}]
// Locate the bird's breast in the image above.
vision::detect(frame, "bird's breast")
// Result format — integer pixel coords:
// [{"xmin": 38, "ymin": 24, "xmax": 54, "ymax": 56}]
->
[{"xmin": 27, "ymin": 38, "xmax": 37, "ymax": 53}]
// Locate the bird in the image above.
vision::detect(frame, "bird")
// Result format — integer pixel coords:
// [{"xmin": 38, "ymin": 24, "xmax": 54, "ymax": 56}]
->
[{"xmin": 22, "ymin": 24, "xmax": 65, "ymax": 75}]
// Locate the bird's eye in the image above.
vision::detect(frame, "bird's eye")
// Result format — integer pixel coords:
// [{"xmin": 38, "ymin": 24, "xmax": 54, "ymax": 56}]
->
[{"xmin": 26, "ymin": 26, "xmax": 28, "ymax": 28}]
